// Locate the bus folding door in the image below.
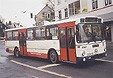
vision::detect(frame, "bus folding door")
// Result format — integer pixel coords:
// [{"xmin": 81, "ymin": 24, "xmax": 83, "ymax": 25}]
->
[
  {"xmin": 59, "ymin": 22, "xmax": 76, "ymax": 62},
  {"xmin": 18, "ymin": 29, "xmax": 27, "ymax": 55}
]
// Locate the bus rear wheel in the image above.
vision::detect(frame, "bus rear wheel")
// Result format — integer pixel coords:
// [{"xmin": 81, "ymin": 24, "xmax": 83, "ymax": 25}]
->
[
  {"xmin": 14, "ymin": 48, "xmax": 20, "ymax": 57},
  {"xmin": 49, "ymin": 50, "xmax": 58, "ymax": 64}
]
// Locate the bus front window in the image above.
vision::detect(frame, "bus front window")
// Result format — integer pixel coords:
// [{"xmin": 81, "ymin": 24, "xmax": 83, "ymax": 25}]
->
[{"xmin": 76, "ymin": 23, "xmax": 105, "ymax": 43}]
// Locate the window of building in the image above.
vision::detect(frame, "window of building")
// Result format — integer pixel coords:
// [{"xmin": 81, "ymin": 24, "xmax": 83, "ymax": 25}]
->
[
  {"xmin": 46, "ymin": 26, "xmax": 58, "ymax": 40},
  {"xmin": 69, "ymin": 0, "xmax": 80, "ymax": 16},
  {"xmin": 47, "ymin": 13, "xmax": 50, "ymax": 19},
  {"xmin": 36, "ymin": 27, "xmax": 45, "ymax": 40},
  {"xmin": 42, "ymin": 12, "xmax": 47, "ymax": 18},
  {"xmin": 59, "ymin": 10, "xmax": 62, "ymax": 20},
  {"xmin": 64, "ymin": 8, "xmax": 68, "ymax": 18},
  {"xmin": 92, "ymin": 0, "xmax": 98, "ymax": 9},
  {"xmin": 12, "ymin": 31, "xmax": 18, "ymax": 40},
  {"xmin": 74, "ymin": 1, "xmax": 80, "ymax": 14},
  {"xmin": 27, "ymin": 29, "xmax": 34, "ymax": 40},
  {"xmin": 7, "ymin": 31, "xmax": 12, "ymax": 40},
  {"xmin": 57, "ymin": 0, "xmax": 61, "ymax": 5},
  {"xmin": 69, "ymin": 3, "xmax": 74, "ymax": 16},
  {"xmin": 105, "ymin": 0, "xmax": 112, "ymax": 6}
]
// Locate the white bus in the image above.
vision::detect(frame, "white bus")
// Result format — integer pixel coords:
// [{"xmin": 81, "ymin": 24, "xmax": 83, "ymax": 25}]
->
[{"xmin": 5, "ymin": 16, "xmax": 107, "ymax": 63}]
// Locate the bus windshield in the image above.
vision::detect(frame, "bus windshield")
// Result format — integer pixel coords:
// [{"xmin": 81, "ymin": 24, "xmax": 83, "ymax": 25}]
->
[{"xmin": 76, "ymin": 23, "xmax": 105, "ymax": 43}]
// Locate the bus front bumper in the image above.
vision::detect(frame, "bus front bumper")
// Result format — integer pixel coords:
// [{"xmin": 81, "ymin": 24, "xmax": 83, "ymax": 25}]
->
[{"xmin": 77, "ymin": 52, "xmax": 107, "ymax": 62}]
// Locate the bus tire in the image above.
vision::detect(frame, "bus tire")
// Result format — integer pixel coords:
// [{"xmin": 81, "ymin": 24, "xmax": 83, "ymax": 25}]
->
[
  {"xmin": 14, "ymin": 48, "xmax": 20, "ymax": 57},
  {"xmin": 49, "ymin": 50, "xmax": 58, "ymax": 64}
]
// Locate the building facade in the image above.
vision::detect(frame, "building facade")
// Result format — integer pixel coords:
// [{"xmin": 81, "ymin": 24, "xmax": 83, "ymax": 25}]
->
[
  {"xmin": 54, "ymin": 0, "xmax": 113, "ymax": 42},
  {"xmin": 35, "ymin": 4, "xmax": 55, "ymax": 26}
]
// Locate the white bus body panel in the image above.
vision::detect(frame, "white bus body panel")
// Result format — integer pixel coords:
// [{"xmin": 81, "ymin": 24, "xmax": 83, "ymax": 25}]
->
[
  {"xmin": 5, "ymin": 41, "xmax": 19, "ymax": 51},
  {"xmin": 26, "ymin": 40, "xmax": 60, "ymax": 55}
]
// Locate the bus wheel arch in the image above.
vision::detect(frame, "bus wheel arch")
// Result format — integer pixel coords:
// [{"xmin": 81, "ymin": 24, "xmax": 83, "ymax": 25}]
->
[
  {"xmin": 48, "ymin": 48, "xmax": 58, "ymax": 64},
  {"xmin": 14, "ymin": 47, "xmax": 20, "ymax": 57}
]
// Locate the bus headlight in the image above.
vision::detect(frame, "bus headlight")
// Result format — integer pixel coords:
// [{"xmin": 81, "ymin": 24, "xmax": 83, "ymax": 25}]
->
[
  {"xmin": 105, "ymin": 53, "xmax": 107, "ymax": 56},
  {"xmin": 82, "ymin": 51, "xmax": 85, "ymax": 56},
  {"xmin": 83, "ymin": 58, "xmax": 86, "ymax": 62}
]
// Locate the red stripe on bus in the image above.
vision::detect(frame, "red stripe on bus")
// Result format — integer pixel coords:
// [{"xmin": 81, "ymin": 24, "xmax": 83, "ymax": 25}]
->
[
  {"xmin": 27, "ymin": 52, "xmax": 61, "ymax": 61},
  {"xmin": 27, "ymin": 52, "xmax": 48, "ymax": 59}
]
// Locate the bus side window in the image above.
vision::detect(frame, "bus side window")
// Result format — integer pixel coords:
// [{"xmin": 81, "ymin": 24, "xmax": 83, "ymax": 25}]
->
[
  {"xmin": 46, "ymin": 26, "xmax": 58, "ymax": 40},
  {"xmin": 40, "ymin": 27, "xmax": 45, "ymax": 40},
  {"xmin": 7, "ymin": 31, "xmax": 12, "ymax": 40},
  {"xmin": 36, "ymin": 27, "xmax": 45, "ymax": 40},
  {"xmin": 27, "ymin": 28, "xmax": 34, "ymax": 40},
  {"xmin": 48, "ymin": 32, "xmax": 52, "ymax": 40},
  {"xmin": 12, "ymin": 31, "xmax": 18, "ymax": 40},
  {"xmin": 36, "ymin": 28, "xmax": 40, "ymax": 40},
  {"xmin": 46, "ymin": 28, "xmax": 52, "ymax": 40}
]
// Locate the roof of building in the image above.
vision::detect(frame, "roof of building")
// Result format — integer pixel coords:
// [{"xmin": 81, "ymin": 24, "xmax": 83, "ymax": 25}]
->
[{"xmin": 36, "ymin": 4, "xmax": 54, "ymax": 16}]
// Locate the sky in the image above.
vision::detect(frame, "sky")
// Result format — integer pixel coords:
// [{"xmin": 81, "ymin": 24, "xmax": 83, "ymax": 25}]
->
[{"xmin": 0, "ymin": 0, "xmax": 46, "ymax": 26}]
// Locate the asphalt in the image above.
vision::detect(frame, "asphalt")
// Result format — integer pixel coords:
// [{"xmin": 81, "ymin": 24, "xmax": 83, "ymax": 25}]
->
[{"xmin": 106, "ymin": 41, "xmax": 113, "ymax": 50}]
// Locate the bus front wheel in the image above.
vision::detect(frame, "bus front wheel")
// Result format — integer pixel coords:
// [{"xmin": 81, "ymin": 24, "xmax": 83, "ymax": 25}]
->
[
  {"xmin": 49, "ymin": 50, "xmax": 58, "ymax": 64},
  {"xmin": 14, "ymin": 48, "xmax": 20, "ymax": 57}
]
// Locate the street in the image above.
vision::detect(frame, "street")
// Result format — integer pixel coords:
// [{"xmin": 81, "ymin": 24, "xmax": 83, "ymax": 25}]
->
[{"xmin": 0, "ymin": 41, "xmax": 113, "ymax": 78}]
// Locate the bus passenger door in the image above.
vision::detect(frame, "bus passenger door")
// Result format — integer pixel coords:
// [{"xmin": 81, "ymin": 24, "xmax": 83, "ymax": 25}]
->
[
  {"xmin": 59, "ymin": 27, "xmax": 76, "ymax": 62},
  {"xmin": 19, "ymin": 30, "xmax": 27, "ymax": 55}
]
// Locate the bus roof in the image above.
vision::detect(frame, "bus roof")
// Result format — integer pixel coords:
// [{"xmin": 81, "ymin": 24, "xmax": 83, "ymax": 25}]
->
[
  {"xmin": 5, "ymin": 26, "xmax": 36, "ymax": 31},
  {"xmin": 44, "ymin": 16, "xmax": 101, "ymax": 26},
  {"xmin": 5, "ymin": 16, "xmax": 101, "ymax": 32}
]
